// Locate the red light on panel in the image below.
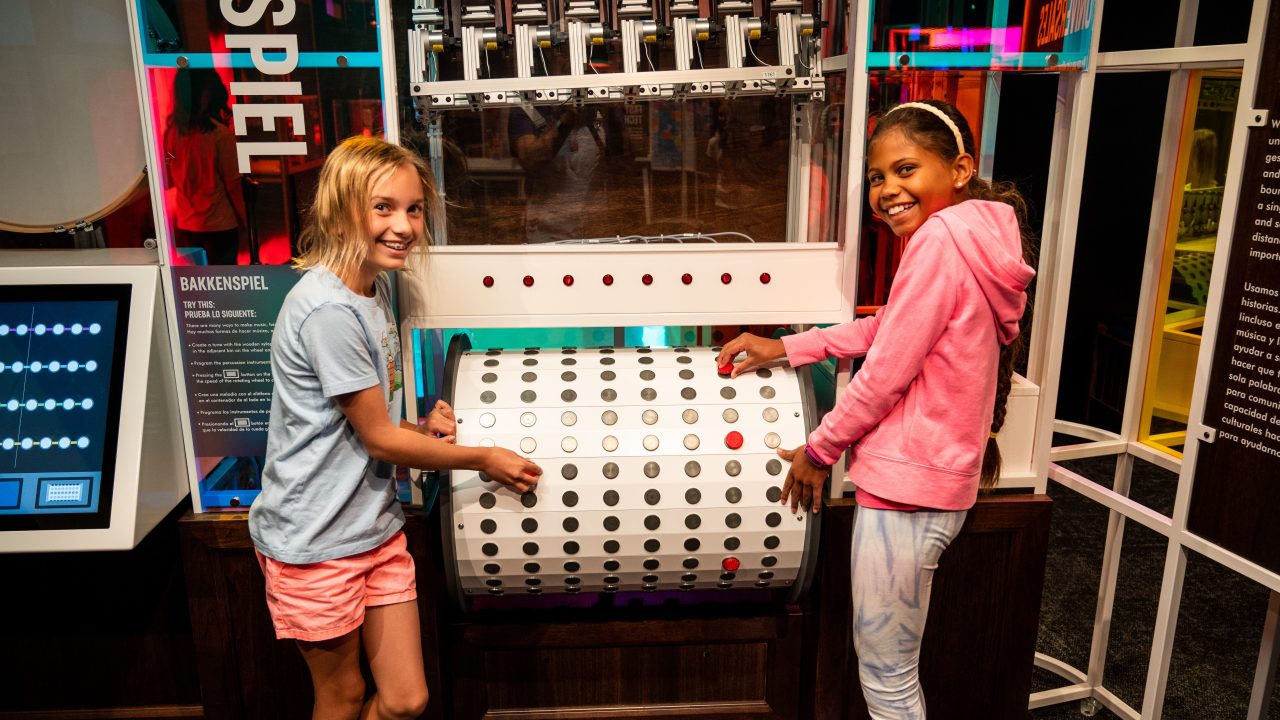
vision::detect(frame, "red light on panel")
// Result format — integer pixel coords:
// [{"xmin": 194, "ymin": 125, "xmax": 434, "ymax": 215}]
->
[
  {"xmin": 563, "ymin": 275, "xmax": 574, "ymax": 286},
  {"xmin": 523, "ymin": 275, "xmax": 535, "ymax": 287},
  {"xmin": 720, "ymin": 273, "xmax": 732, "ymax": 284},
  {"xmin": 603, "ymin": 274, "xmax": 614, "ymax": 286},
  {"xmin": 759, "ymin": 272, "xmax": 771, "ymax": 284},
  {"xmin": 681, "ymin": 273, "xmax": 693, "ymax": 285},
  {"xmin": 642, "ymin": 274, "xmax": 653, "ymax": 286},
  {"xmin": 482, "ymin": 276, "xmax": 495, "ymax": 288}
]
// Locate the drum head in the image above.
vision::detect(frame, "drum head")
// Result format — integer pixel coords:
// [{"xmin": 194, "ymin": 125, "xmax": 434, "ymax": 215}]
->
[{"xmin": 0, "ymin": 1, "xmax": 145, "ymax": 231}]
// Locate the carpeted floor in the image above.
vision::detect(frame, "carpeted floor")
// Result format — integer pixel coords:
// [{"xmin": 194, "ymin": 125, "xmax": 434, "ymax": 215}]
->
[{"xmin": 1026, "ymin": 454, "xmax": 1280, "ymax": 719}]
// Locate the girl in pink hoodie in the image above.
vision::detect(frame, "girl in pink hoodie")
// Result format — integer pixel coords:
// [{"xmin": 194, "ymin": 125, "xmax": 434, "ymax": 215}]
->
[{"xmin": 718, "ymin": 99, "xmax": 1036, "ymax": 718}]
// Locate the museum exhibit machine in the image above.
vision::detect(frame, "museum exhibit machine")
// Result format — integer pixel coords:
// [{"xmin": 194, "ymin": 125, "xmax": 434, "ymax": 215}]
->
[
  {"xmin": 0, "ymin": 1, "xmax": 190, "ymax": 553},
  {"xmin": 388, "ymin": 0, "xmax": 1063, "ymax": 715}
]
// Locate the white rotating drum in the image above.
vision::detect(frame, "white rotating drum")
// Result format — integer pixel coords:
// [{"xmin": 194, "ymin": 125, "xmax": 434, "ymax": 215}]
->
[
  {"xmin": 0, "ymin": 1, "xmax": 146, "ymax": 232},
  {"xmin": 440, "ymin": 336, "xmax": 821, "ymax": 604}
]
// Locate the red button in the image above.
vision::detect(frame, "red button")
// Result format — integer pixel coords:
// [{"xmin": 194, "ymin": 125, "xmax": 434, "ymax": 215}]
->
[
  {"xmin": 724, "ymin": 431, "xmax": 743, "ymax": 449},
  {"xmin": 720, "ymin": 273, "xmax": 732, "ymax": 284},
  {"xmin": 563, "ymin": 274, "xmax": 574, "ymax": 286},
  {"xmin": 482, "ymin": 275, "xmax": 495, "ymax": 288},
  {"xmin": 759, "ymin": 272, "xmax": 771, "ymax": 284},
  {"xmin": 681, "ymin": 273, "xmax": 693, "ymax": 285},
  {"xmin": 717, "ymin": 362, "xmax": 735, "ymax": 378},
  {"xmin": 642, "ymin": 273, "xmax": 654, "ymax": 286},
  {"xmin": 603, "ymin": 274, "xmax": 614, "ymax": 286},
  {"xmin": 722, "ymin": 557, "xmax": 740, "ymax": 572},
  {"xmin": 523, "ymin": 275, "xmax": 535, "ymax": 287}
]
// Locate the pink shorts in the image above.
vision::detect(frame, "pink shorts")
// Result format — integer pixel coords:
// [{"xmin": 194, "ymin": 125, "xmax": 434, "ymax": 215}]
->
[{"xmin": 256, "ymin": 531, "xmax": 417, "ymax": 642}]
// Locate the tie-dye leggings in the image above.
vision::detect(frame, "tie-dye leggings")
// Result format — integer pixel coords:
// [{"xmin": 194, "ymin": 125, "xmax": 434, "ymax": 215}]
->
[{"xmin": 850, "ymin": 505, "xmax": 968, "ymax": 719}]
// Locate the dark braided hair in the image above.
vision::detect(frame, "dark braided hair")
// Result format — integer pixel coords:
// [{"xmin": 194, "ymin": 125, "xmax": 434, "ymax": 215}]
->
[{"xmin": 869, "ymin": 99, "xmax": 1036, "ymax": 490}]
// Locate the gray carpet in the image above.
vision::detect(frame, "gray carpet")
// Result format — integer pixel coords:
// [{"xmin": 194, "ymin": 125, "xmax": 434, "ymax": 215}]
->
[{"xmin": 1027, "ymin": 455, "xmax": 1280, "ymax": 719}]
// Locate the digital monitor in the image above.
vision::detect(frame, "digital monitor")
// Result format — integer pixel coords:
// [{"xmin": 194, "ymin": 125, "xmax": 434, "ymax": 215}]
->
[{"xmin": 0, "ymin": 285, "xmax": 131, "ymax": 531}]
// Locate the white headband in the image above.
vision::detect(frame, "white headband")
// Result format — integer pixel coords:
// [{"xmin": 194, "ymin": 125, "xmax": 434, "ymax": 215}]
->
[{"xmin": 886, "ymin": 102, "xmax": 967, "ymax": 156}]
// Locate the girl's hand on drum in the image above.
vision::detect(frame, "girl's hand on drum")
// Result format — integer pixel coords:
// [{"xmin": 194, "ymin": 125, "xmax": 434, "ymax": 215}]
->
[
  {"xmin": 482, "ymin": 448, "xmax": 543, "ymax": 493},
  {"xmin": 425, "ymin": 399, "xmax": 457, "ymax": 443},
  {"xmin": 778, "ymin": 445, "xmax": 828, "ymax": 514},
  {"xmin": 715, "ymin": 333, "xmax": 786, "ymax": 378}
]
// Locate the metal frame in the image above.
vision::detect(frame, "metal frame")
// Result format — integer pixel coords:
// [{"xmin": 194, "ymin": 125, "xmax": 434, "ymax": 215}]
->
[{"xmin": 1029, "ymin": 0, "xmax": 1280, "ymax": 717}]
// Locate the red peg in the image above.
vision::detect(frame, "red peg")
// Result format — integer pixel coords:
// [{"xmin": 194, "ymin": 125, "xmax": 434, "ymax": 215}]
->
[
  {"xmin": 717, "ymin": 362, "xmax": 735, "ymax": 378},
  {"xmin": 722, "ymin": 557, "xmax": 740, "ymax": 572},
  {"xmin": 724, "ymin": 431, "xmax": 743, "ymax": 450}
]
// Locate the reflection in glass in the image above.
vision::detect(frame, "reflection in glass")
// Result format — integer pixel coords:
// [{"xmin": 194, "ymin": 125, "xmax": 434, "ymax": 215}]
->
[
  {"xmin": 1141, "ymin": 72, "xmax": 1239, "ymax": 457},
  {"xmin": 868, "ymin": 0, "xmax": 1093, "ymax": 69},
  {"xmin": 148, "ymin": 65, "xmax": 383, "ymax": 265},
  {"xmin": 415, "ymin": 95, "xmax": 844, "ymax": 245},
  {"xmin": 139, "ymin": 0, "xmax": 379, "ymax": 55},
  {"xmin": 163, "ymin": 68, "xmax": 246, "ymax": 266}
]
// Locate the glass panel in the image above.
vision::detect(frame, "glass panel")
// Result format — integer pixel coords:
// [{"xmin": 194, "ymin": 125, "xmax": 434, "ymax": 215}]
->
[
  {"xmin": 1193, "ymin": 0, "xmax": 1252, "ymax": 47},
  {"xmin": 868, "ymin": 0, "xmax": 1094, "ymax": 69},
  {"xmin": 811, "ymin": 72, "xmax": 847, "ymax": 245},
  {"xmin": 137, "ymin": 0, "xmax": 379, "ymax": 56},
  {"xmin": 419, "ymin": 95, "xmax": 839, "ymax": 245},
  {"xmin": 856, "ymin": 69, "xmax": 990, "ymax": 311},
  {"xmin": 145, "ymin": 65, "xmax": 383, "ymax": 265},
  {"xmin": 1139, "ymin": 72, "xmax": 1240, "ymax": 457}
]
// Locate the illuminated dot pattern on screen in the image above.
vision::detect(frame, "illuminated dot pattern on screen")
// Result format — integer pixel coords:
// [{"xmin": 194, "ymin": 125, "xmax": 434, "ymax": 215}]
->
[
  {"xmin": 1, "ymin": 437, "xmax": 90, "ymax": 450},
  {"xmin": 4, "ymin": 398, "xmax": 94, "ymax": 412},
  {"xmin": 0, "ymin": 360, "xmax": 97, "ymax": 373}
]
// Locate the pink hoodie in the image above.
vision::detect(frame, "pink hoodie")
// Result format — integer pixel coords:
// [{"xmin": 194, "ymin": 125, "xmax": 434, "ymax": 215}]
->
[{"xmin": 782, "ymin": 200, "xmax": 1035, "ymax": 510}]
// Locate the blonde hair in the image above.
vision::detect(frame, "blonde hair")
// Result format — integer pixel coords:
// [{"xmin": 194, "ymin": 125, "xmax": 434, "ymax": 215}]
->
[{"xmin": 295, "ymin": 136, "xmax": 440, "ymax": 278}]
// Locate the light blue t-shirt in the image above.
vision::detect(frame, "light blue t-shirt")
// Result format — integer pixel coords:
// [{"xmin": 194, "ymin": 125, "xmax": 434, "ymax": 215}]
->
[{"xmin": 249, "ymin": 267, "xmax": 405, "ymax": 564}]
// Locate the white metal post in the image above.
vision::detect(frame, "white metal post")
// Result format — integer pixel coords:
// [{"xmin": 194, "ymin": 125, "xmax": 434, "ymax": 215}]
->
[{"xmin": 122, "ymin": 0, "xmax": 204, "ymax": 510}]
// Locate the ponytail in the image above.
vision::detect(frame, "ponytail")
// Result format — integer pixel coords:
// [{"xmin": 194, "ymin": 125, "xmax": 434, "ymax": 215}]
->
[{"xmin": 968, "ymin": 177, "xmax": 1035, "ymax": 492}]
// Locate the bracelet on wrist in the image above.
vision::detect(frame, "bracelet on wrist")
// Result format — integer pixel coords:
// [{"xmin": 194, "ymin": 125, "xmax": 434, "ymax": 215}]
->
[{"xmin": 804, "ymin": 444, "xmax": 831, "ymax": 469}]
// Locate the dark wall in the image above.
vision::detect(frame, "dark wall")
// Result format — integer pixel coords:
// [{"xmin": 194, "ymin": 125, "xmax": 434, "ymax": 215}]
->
[
  {"xmin": 1055, "ymin": 72, "xmax": 1171, "ymax": 430},
  {"xmin": 0, "ymin": 503, "xmax": 203, "ymax": 716}
]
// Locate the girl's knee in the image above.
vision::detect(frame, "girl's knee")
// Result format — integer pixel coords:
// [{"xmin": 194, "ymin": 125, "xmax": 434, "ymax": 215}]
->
[
  {"xmin": 314, "ymin": 674, "xmax": 366, "ymax": 717},
  {"xmin": 380, "ymin": 684, "xmax": 429, "ymax": 720}
]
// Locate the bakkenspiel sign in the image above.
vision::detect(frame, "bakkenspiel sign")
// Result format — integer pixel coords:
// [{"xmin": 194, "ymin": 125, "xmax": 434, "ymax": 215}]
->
[
  {"xmin": 1189, "ymin": 4, "xmax": 1280, "ymax": 573},
  {"xmin": 172, "ymin": 266, "xmax": 299, "ymax": 461}
]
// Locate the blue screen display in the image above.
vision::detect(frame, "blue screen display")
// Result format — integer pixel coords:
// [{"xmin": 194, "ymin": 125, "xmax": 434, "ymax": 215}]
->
[{"xmin": 0, "ymin": 285, "xmax": 130, "ymax": 530}]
